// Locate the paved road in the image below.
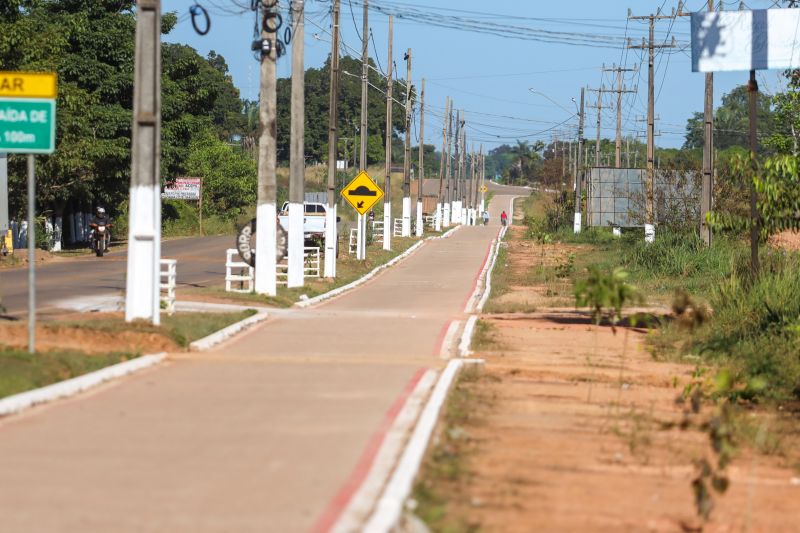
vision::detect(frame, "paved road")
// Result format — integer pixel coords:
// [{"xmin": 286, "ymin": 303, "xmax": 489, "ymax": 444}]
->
[
  {"xmin": 0, "ymin": 194, "xmax": 523, "ymax": 532},
  {"xmin": 0, "ymin": 235, "xmax": 234, "ymax": 316}
]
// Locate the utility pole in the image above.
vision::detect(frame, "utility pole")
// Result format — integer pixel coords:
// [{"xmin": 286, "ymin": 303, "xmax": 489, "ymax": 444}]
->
[
  {"xmin": 436, "ymin": 96, "xmax": 449, "ymax": 231},
  {"xmin": 416, "ymin": 78, "xmax": 425, "ymax": 236},
  {"xmin": 287, "ymin": 0, "xmax": 305, "ymax": 288},
  {"xmin": 748, "ymin": 69, "xmax": 760, "ymax": 276},
  {"xmin": 357, "ymin": 0, "xmax": 369, "ymax": 259},
  {"xmin": 126, "ymin": 0, "xmax": 162, "ymax": 322},
  {"xmin": 602, "ymin": 64, "xmax": 637, "ymax": 168},
  {"xmin": 324, "ymin": 0, "xmax": 340, "ymax": 278},
  {"xmin": 701, "ymin": 1, "xmax": 715, "ymax": 247},
  {"xmin": 467, "ymin": 148, "xmax": 474, "ymax": 225},
  {"xmin": 479, "ymin": 146, "xmax": 485, "ymax": 215},
  {"xmin": 254, "ymin": 0, "xmax": 280, "ymax": 295},
  {"xmin": 629, "ymin": 7, "xmax": 676, "ymax": 242},
  {"xmin": 574, "ymin": 87, "xmax": 585, "ymax": 234},
  {"xmin": 402, "ymin": 48, "xmax": 412, "ymax": 237},
  {"xmin": 383, "ymin": 15, "xmax": 393, "ymax": 250},
  {"xmin": 588, "ymin": 86, "xmax": 605, "ymax": 168},
  {"xmin": 444, "ymin": 104, "xmax": 453, "ymax": 227}
]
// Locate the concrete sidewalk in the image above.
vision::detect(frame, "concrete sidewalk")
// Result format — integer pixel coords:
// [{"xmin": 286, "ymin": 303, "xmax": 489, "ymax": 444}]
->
[{"xmin": 0, "ymin": 195, "xmax": 519, "ymax": 533}]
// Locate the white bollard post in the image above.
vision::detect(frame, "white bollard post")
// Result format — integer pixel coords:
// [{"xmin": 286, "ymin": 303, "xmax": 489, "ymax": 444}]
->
[{"xmin": 287, "ymin": 202, "xmax": 304, "ymax": 287}]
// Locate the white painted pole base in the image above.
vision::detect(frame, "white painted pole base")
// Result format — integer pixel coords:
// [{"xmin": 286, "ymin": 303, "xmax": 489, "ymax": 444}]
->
[
  {"xmin": 255, "ymin": 202, "xmax": 277, "ymax": 296},
  {"xmin": 324, "ymin": 204, "xmax": 337, "ymax": 278},
  {"xmin": 356, "ymin": 213, "xmax": 365, "ymax": 260},
  {"xmin": 434, "ymin": 203, "xmax": 442, "ymax": 232},
  {"xmin": 644, "ymin": 223, "xmax": 655, "ymax": 244},
  {"xmin": 415, "ymin": 201, "xmax": 423, "ymax": 237},
  {"xmin": 361, "ymin": 214, "xmax": 367, "ymax": 258},
  {"xmin": 452, "ymin": 201, "xmax": 461, "ymax": 224},
  {"xmin": 479, "ymin": 199, "xmax": 485, "ymax": 214},
  {"xmin": 401, "ymin": 196, "xmax": 411, "ymax": 237},
  {"xmin": 443, "ymin": 203, "xmax": 451, "ymax": 227},
  {"xmin": 461, "ymin": 207, "xmax": 467, "ymax": 226},
  {"xmin": 383, "ymin": 201, "xmax": 391, "ymax": 250},
  {"xmin": 573, "ymin": 212, "xmax": 582, "ymax": 234},
  {"xmin": 125, "ymin": 184, "xmax": 161, "ymax": 325},
  {"xmin": 287, "ymin": 202, "xmax": 304, "ymax": 288}
]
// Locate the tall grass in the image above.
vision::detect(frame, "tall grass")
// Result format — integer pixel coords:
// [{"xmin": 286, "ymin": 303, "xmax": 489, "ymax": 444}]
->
[{"xmin": 687, "ymin": 254, "xmax": 800, "ymax": 400}]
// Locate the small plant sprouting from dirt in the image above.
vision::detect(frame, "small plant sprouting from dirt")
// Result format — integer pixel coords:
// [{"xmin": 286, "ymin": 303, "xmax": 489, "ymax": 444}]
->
[
  {"xmin": 675, "ymin": 367, "xmax": 768, "ymax": 527},
  {"xmin": 555, "ymin": 253, "xmax": 576, "ymax": 279},
  {"xmin": 573, "ymin": 266, "xmax": 642, "ymax": 404}
]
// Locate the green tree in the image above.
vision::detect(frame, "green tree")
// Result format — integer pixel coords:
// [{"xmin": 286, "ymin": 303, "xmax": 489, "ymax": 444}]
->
[
  {"xmin": 684, "ymin": 85, "xmax": 773, "ymax": 151},
  {"xmin": 765, "ymin": 69, "xmax": 800, "ymax": 156},
  {"xmin": 184, "ymin": 130, "xmax": 256, "ymax": 219}
]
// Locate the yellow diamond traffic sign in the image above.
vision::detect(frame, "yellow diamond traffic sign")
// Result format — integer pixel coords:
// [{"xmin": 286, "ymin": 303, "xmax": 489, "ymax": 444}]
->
[
  {"xmin": 341, "ymin": 171, "xmax": 384, "ymax": 215},
  {"xmin": 480, "ymin": 185, "xmax": 488, "ymax": 193}
]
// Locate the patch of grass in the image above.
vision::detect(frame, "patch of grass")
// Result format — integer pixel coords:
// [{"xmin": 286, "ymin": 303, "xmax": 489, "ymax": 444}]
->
[
  {"xmin": 51, "ymin": 310, "xmax": 257, "ymax": 348},
  {"xmin": 184, "ymin": 237, "xmax": 422, "ymax": 307},
  {"xmin": 0, "ymin": 347, "xmax": 131, "ymax": 398},
  {"xmin": 471, "ymin": 319, "xmax": 499, "ymax": 351}
]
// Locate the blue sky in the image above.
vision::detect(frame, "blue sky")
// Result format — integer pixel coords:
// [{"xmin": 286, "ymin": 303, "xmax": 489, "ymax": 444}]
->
[{"xmin": 165, "ymin": 0, "xmax": 791, "ymax": 150}]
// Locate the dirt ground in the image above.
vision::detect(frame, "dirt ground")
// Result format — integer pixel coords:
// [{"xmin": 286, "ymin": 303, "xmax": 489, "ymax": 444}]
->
[
  {"xmin": 770, "ymin": 229, "xmax": 800, "ymax": 252},
  {"xmin": 0, "ymin": 312, "xmax": 179, "ymax": 354},
  {"xmin": 425, "ymin": 227, "xmax": 800, "ymax": 532}
]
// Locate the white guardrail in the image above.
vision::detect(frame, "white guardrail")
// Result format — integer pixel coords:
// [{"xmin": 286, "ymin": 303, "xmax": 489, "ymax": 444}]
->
[
  {"xmin": 226, "ymin": 247, "xmax": 320, "ymax": 292},
  {"xmin": 225, "ymin": 248, "xmax": 255, "ymax": 293},
  {"xmin": 159, "ymin": 259, "xmax": 176, "ymax": 315},
  {"xmin": 393, "ymin": 218, "xmax": 403, "ymax": 237}
]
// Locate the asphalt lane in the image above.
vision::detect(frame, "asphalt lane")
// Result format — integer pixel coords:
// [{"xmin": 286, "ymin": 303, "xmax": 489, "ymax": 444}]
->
[
  {"xmin": 0, "ymin": 234, "xmax": 234, "ymax": 315},
  {"xmin": 0, "ymin": 194, "xmax": 523, "ymax": 532}
]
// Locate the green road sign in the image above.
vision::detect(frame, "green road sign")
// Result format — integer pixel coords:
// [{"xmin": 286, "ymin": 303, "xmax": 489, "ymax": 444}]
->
[{"xmin": 0, "ymin": 98, "xmax": 56, "ymax": 154}]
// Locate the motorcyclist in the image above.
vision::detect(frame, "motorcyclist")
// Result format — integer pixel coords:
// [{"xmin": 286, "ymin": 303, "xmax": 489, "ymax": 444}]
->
[{"xmin": 89, "ymin": 207, "xmax": 112, "ymax": 251}]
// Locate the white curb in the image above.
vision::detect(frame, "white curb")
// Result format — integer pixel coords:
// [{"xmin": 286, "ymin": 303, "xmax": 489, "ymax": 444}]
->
[
  {"xmin": 188, "ymin": 311, "xmax": 270, "ymax": 351},
  {"xmin": 363, "ymin": 358, "xmax": 483, "ymax": 532},
  {"xmin": 295, "ymin": 226, "xmax": 461, "ymax": 309},
  {"xmin": 458, "ymin": 315, "xmax": 479, "ymax": 357},
  {"xmin": 0, "ymin": 352, "xmax": 166, "ymax": 418}
]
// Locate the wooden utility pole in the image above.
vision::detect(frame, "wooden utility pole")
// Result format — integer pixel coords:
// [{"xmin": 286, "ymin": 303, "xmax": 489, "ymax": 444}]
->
[
  {"xmin": 324, "ymin": 0, "xmax": 340, "ymax": 278},
  {"xmin": 383, "ymin": 15, "xmax": 393, "ymax": 250},
  {"xmin": 602, "ymin": 64, "xmax": 637, "ymax": 168},
  {"xmin": 254, "ymin": 1, "xmax": 279, "ymax": 295},
  {"xmin": 126, "ymin": 0, "xmax": 162, "ymax": 322},
  {"xmin": 574, "ymin": 87, "xmax": 585, "ymax": 233},
  {"xmin": 402, "ymin": 48, "xmax": 412, "ymax": 237},
  {"xmin": 357, "ymin": 0, "xmax": 368, "ymax": 259},
  {"xmin": 701, "ymin": 1, "xmax": 714, "ymax": 246},
  {"xmin": 436, "ymin": 96, "xmax": 449, "ymax": 230},
  {"xmin": 628, "ymin": 7, "xmax": 676, "ymax": 241},
  {"xmin": 748, "ymin": 69, "xmax": 760, "ymax": 276},
  {"xmin": 588, "ymin": 86, "xmax": 606, "ymax": 168},
  {"xmin": 416, "ymin": 78, "xmax": 425, "ymax": 236},
  {"xmin": 287, "ymin": 0, "xmax": 305, "ymax": 288}
]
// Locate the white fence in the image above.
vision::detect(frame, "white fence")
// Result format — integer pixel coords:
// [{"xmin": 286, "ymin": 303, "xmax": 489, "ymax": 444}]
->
[
  {"xmin": 348, "ymin": 228, "xmax": 358, "ymax": 255},
  {"xmin": 372, "ymin": 221, "xmax": 384, "ymax": 243},
  {"xmin": 277, "ymin": 247, "xmax": 321, "ymax": 285},
  {"xmin": 159, "ymin": 259, "xmax": 176, "ymax": 315},
  {"xmin": 225, "ymin": 248, "xmax": 255, "ymax": 293},
  {"xmin": 393, "ymin": 218, "xmax": 403, "ymax": 237}
]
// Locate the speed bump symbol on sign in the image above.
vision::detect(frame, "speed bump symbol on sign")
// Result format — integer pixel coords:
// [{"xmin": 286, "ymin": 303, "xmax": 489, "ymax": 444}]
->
[
  {"xmin": 480, "ymin": 185, "xmax": 488, "ymax": 193},
  {"xmin": 341, "ymin": 171, "xmax": 384, "ymax": 215}
]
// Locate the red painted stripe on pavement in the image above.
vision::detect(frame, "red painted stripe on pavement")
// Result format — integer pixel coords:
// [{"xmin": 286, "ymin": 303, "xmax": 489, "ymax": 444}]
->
[
  {"xmin": 461, "ymin": 236, "xmax": 496, "ymax": 311},
  {"xmin": 432, "ymin": 319, "xmax": 453, "ymax": 357},
  {"xmin": 310, "ymin": 367, "xmax": 428, "ymax": 533}
]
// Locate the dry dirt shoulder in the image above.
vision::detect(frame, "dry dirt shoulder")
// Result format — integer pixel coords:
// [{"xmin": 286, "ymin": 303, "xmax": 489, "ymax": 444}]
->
[{"xmin": 413, "ymin": 226, "xmax": 800, "ymax": 532}]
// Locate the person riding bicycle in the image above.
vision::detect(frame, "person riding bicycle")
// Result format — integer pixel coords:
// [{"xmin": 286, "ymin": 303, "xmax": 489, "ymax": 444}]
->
[{"xmin": 500, "ymin": 210, "xmax": 508, "ymax": 226}]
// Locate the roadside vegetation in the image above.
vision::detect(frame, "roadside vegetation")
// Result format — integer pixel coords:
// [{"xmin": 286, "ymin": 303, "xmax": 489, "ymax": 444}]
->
[{"xmin": 0, "ymin": 310, "xmax": 256, "ymax": 399}]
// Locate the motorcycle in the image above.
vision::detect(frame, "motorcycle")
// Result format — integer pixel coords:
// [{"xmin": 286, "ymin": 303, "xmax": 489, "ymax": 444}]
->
[{"xmin": 89, "ymin": 222, "xmax": 111, "ymax": 257}]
